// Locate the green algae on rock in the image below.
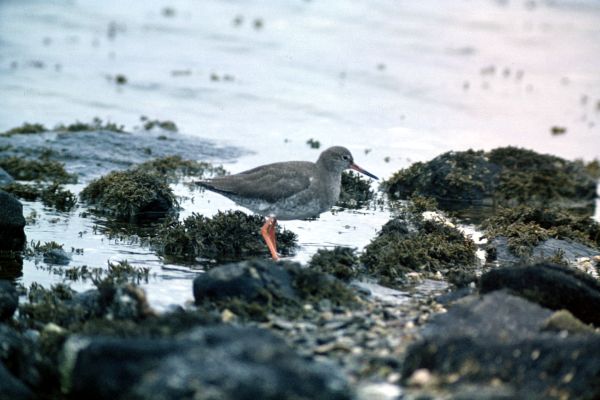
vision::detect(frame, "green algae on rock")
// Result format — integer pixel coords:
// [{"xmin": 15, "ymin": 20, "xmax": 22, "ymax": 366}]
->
[
  {"xmin": 0, "ymin": 157, "xmax": 77, "ymax": 183},
  {"xmin": 1, "ymin": 118, "xmax": 125, "ymax": 137},
  {"xmin": 2, "ymin": 182, "xmax": 77, "ymax": 211},
  {"xmin": 361, "ymin": 206, "xmax": 477, "ymax": 286},
  {"xmin": 308, "ymin": 247, "xmax": 359, "ymax": 281},
  {"xmin": 80, "ymin": 170, "xmax": 177, "ymax": 222},
  {"xmin": 1, "ymin": 122, "xmax": 47, "ymax": 136},
  {"xmin": 154, "ymin": 210, "xmax": 297, "ymax": 263},
  {"xmin": 134, "ymin": 155, "xmax": 227, "ymax": 181},
  {"xmin": 482, "ymin": 205, "xmax": 600, "ymax": 259},
  {"xmin": 383, "ymin": 147, "xmax": 597, "ymax": 211},
  {"xmin": 337, "ymin": 171, "xmax": 374, "ymax": 209}
]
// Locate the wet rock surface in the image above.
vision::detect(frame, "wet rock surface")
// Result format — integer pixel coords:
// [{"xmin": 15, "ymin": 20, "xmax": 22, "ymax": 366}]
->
[
  {"xmin": 0, "ymin": 280, "xmax": 18, "ymax": 320},
  {"xmin": 65, "ymin": 326, "xmax": 354, "ymax": 400},
  {"xmin": 0, "ymin": 190, "xmax": 26, "ymax": 251},
  {"xmin": 480, "ymin": 263, "xmax": 600, "ymax": 326},
  {"xmin": 0, "ymin": 167, "xmax": 14, "ymax": 185},
  {"xmin": 401, "ymin": 291, "xmax": 600, "ymax": 399},
  {"xmin": 0, "ymin": 128, "xmax": 245, "ymax": 179},
  {"xmin": 384, "ymin": 147, "xmax": 597, "ymax": 210}
]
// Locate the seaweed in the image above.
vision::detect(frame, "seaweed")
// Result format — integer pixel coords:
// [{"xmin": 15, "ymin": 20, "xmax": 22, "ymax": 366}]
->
[
  {"xmin": 2, "ymin": 182, "xmax": 77, "ymax": 211},
  {"xmin": 80, "ymin": 170, "xmax": 177, "ymax": 221},
  {"xmin": 337, "ymin": 171, "xmax": 374, "ymax": 209},
  {"xmin": 383, "ymin": 147, "xmax": 597, "ymax": 210},
  {"xmin": 54, "ymin": 117, "xmax": 125, "ymax": 133},
  {"xmin": 0, "ymin": 157, "xmax": 77, "ymax": 183},
  {"xmin": 1, "ymin": 118, "xmax": 125, "ymax": 136},
  {"xmin": 482, "ymin": 205, "xmax": 600, "ymax": 257},
  {"xmin": 140, "ymin": 116, "xmax": 178, "ymax": 132},
  {"xmin": 1, "ymin": 122, "xmax": 47, "ymax": 136},
  {"xmin": 153, "ymin": 210, "xmax": 297, "ymax": 263},
  {"xmin": 134, "ymin": 155, "xmax": 227, "ymax": 180},
  {"xmin": 361, "ymin": 202, "xmax": 477, "ymax": 285},
  {"xmin": 308, "ymin": 247, "xmax": 359, "ymax": 281}
]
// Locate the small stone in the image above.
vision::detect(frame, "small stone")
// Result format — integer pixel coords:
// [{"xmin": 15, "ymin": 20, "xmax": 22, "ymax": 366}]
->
[
  {"xmin": 408, "ymin": 368, "xmax": 436, "ymax": 387},
  {"xmin": 221, "ymin": 308, "xmax": 236, "ymax": 323}
]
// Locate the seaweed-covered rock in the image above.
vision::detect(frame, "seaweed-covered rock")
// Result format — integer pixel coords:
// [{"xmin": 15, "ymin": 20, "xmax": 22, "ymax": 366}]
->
[
  {"xmin": 155, "ymin": 211, "xmax": 297, "ymax": 263},
  {"xmin": 80, "ymin": 170, "xmax": 177, "ymax": 221},
  {"xmin": 0, "ymin": 280, "xmax": 18, "ymax": 321},
  {"xmin": 361, "ymin": 211, "xmax": 477, "ymax": 285},
  {"xmin": 384, "ymin": 147, "xmax": 597, "ymax": 210},
  {"xmin": 483, "ymin": 206, "xmax": 600, "ymax": 263},
  {"xmin": 480, "ymin": 263, "xmax": 600, "ymax": 326},
  {"xmin": 194, "ymin": 259, "xmax": 298, "ymax": 304},
  {"xmin": 308, "ymin": 247, "xmax": 359, "ymax": 281},
  {"xmin": 0, "ymin": 157, "xmax": 76, "ymax": 183},
  {"xmin": 337, "ymin": 171, "xmax": 374, "ymax": 209},
  {"xmin": 2, "ymin": 182, "xmax": 77, "ymax": 211},
  {"xmin": 0, "ymin": 191, "xmax": 26, "ymax": 251},
  {"xmin": 401, "ymin": 291, "xmax": 600, "ymax": 399},
  {"xmin": 193, "ymin": 259, "xmax": 358, "ymax": 320},
  {"xmin": 63, "ymin": 326, "xmax": 354, "ymax": 400}
]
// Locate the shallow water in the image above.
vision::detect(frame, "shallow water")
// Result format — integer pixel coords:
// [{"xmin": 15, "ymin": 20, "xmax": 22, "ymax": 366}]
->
[{"xmin": 2, "ymin": 0, "xmax": 600, "ymax": 308}]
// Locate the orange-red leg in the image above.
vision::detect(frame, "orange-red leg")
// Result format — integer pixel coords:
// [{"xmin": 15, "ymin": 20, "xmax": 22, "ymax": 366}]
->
[{"xmin": 260, "ymin": 217, "xmax": 279, "ymax": 260}]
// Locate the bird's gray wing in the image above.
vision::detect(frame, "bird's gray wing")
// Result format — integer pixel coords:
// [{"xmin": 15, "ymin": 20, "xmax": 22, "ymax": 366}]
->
[{"xmin": 197, "ymin": 161, "xmax": 314, "ymax": 203}]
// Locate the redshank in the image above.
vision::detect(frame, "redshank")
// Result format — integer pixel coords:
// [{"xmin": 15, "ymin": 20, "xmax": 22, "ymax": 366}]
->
[{"xmin": 196, "ymin": 146, "xmax": 378, "ymax": 260}]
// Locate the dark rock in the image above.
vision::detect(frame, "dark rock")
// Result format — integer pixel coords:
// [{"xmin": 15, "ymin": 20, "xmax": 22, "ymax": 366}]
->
[
  {"xmin": 0, "ymin": 324, "xmax": 39, "ymax": 391},
  {"xmin": 0, "ymin": 362, "xmax": 33, "ymax": 400},
  {"xmin": 64, "ymin": 326, "xmax": 353, "ymax": 400},
  {"xmin": 480, "ymin": 263, "xmax": 600, "ymax": 326},
  {"xmin": 0, "ymin": 280, "xmax": 18, "ymax": 320},
  {"xmin": 0, "ymin": 251, "xmax": 24, "ymax": 279},
  {"xmin": 193, "ymin": 259, "xmax": 298, "ymax": 304},
  {"xmin": 0, "ymin": 167, "xmax": 14, "ymax": 185},
  {"xmin": 402, "ymin": 291, "xmax": 600, "ymax": 399},
  {"xmin": 0, "ymin": 191, "xmax": 26, "ymax": 251}
]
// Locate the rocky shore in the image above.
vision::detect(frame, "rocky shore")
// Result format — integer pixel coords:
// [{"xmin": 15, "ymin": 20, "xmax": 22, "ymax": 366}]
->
[{"xmin": 1, "ymin": 123, "xmax": 599, "ymax": 399}]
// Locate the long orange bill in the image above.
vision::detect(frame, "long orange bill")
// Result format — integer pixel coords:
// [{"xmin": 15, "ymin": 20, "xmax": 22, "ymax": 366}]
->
[{"xmin": 350, "ymin": 163, "xmax": 378, "ymax": 180}]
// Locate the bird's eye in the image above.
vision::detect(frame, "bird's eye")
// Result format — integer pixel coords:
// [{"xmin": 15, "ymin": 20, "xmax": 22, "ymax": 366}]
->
[{"xmin": 342, "ymin": 155, "xmax": 350, "ymax": 160}]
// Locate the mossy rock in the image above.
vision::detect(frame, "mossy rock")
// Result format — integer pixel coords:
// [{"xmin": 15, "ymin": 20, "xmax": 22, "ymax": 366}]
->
[
  {"xmin": 80, "ymin": 170, "xmax": 177, "ymax": 222},
  {"xmin": 193, "ymin": 259, "xmax": 358, "ymax": 321},
  {"xmin": 1, "ymin": 122, "xmax": 47, "ymax": 136},
  {"xmin": 308, "ymin": 247, "xmax": 359, "ymax": 281},
  {"xmin": 0, "ymin": 157, "xmax": 77, "ymax": 183},
  {"xmin": 154, "ymin": 210, "xmax": 297, "ymax": 263},
  {"xmin": 361, "ymin": 206, "xmax": 477, "ymax": 285},
  {"xmin": 383, "ymin": 147, "xmax": 596, "ymax": 211},
  {"xmin": 337, "ymin": 171, "xmax": 374, "ymax": 209},
  {"xmin": 482, "ymin": 205, "xmax": 600, "ymax": 259}
]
